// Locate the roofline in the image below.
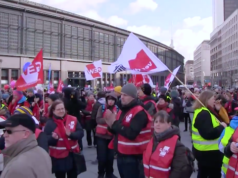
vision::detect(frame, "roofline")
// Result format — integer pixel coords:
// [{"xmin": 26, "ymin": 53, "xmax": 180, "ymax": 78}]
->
[{"xmin": 0, "ymin": 0, "xmax": 184, "ymax": 59}]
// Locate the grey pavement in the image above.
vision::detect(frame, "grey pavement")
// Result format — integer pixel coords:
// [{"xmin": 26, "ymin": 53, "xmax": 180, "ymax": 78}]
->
[{"xmin": 54, "ymin": 122, "xmax": 198, "ymax": 178}]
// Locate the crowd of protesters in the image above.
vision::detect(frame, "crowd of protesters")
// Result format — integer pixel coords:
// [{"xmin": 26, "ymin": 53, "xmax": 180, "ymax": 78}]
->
[{"xmin": 0, "ymin": 83, "xmax": 238, "ymax": 178}]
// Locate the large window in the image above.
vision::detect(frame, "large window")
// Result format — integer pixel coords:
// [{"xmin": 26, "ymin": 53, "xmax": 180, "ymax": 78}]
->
[
  {"xmin": 93, "ymin": 32, "xmax": 115, "ymax": 62},
  {"xmin": 25, "ymin": 17, "xmax": 60, "ymax": 57},
  {"xmin": 1, "ymin": 69, "xmax": 8, "ymax": 85},
  {"xmin": 0, "ymin": 12, "xmax": 21, "ymax": 54},
  {"xmin": 11, "ymin": 69, "xmax": 18, "ymax": 80},
  {"xmin": 116, "ymin": 37, "xmax": 125, "ymax": 58},
  {"xmin": 53, "ymin": 71, "xmax": 60, "ymax": 85},
  {"xmin": 64, "ymin": 25, "xmax": 91, "ymax": 60}
]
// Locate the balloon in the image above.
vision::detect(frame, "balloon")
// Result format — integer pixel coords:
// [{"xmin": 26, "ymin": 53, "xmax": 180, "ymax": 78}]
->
[
  {"xmin": 23, "ymin": 62, "xmax": 31, "ymax": 72},
  {"xmin": 10, "ymin": 80, "xmax": 16, "ymax": 88},
  {"xmin": 4, "ymin": 85, "xmax": 9, "ymax": 90}
]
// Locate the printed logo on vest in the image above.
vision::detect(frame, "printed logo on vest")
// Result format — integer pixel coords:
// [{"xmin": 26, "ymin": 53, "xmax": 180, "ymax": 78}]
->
[
  {"xmin": 69, "ymin": 121, "xmax": 75, "ymax": 129},
  {"xmin": 159, "ymin": 146, "xmax": 170, "ymax": 157},
  {"xmin": 125, "ymin": 114, "xmax": 133, "ymax": 122}
]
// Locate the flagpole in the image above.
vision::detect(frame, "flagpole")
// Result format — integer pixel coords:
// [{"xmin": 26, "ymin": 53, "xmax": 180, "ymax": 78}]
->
[{"xmin": 166, "ymin": 67, "xmax": 220, "ymax": 123}]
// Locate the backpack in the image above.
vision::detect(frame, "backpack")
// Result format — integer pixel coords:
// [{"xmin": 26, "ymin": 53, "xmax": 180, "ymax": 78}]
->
[
  {"xmin": 185, "ymin": 147, "xmax": 196, "ymax": 173},
  {"xmin": 102, "ymin": 104, "xmax": 119, "ymax": 113}
]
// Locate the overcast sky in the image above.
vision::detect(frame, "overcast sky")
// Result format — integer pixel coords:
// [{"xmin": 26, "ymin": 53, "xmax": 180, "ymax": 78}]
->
[{"xmin": 31, "ymin": 0, "xmax": 213, "ymax": 62}]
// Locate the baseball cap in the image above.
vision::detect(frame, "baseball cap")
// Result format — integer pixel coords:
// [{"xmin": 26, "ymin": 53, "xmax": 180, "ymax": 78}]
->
[{"xmin": 0, "ymin": 114, "xmax": 36, "ymax": 133}]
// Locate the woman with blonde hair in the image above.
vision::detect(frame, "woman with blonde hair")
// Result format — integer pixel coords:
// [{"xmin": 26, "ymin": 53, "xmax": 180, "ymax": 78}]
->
[{"xmin": 192, "ymin": 90, "xmax": 227, "ymax": 178}]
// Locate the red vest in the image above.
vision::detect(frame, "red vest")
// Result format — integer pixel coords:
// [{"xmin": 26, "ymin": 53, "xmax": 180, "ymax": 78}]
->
[
  {"xmin": 108, "ymin": 105, "xmax": 152, "ymax": 155},
  {"xmin": 96, "ymin": 106, "xmax": 117, "ymax": 136},
  {"xmin": 226, "ymin": 128, "xmax": 238, "ymax": 177},
  {"xmin": 35, "ymin": 128, "xmax": 42, "ymax": 139},
  {"xmin": 49, "ymin": 115, "xmax": 80, "ymax": 159},
  {"xmin": 144, "ymin": 99, "xmax": 158, "ymax": 113},
  {"xmin": 143, "ymin": 135, "xmax": 178, "ymax": 178}
]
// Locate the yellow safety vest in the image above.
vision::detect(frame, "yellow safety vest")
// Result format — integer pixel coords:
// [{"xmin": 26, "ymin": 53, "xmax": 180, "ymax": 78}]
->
[
  {"xmin": 192, "ymin": 107, "xmax": 220, "ymax": 151},
  {"xmin": 221, "ymin": 127, "xmax": 234, "ymax": 175},
  {"xmin": 1, "ymin": 104, "xmax": 5, "ymax": 109}
]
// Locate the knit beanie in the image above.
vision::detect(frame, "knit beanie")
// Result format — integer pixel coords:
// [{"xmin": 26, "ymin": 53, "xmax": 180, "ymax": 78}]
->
[
  {"xmin": 13, "ymin": 90, "xmax": 23, "ymax": 99},
  {"xmin": 114, "ymin": 86, "xmax": 122, "ymax": 93},
  {"xmin": 141, "ymin": 83, "xmax": 152, "ymax": 96},
  {"xmin": 121, "ymin": 83, "xmax": 137, "ymax": 98},
  {"xmin": 170, "ymin": 90, "xmax": 179, "ymax": 98},
  {"xmin": 48, "ymin": 94, "xmax": 60, "ymax": 102},
  {"xmin": 160, "ymin": 87, "xmax": 167, "ymax": 94},
  {"xmin": 27, "ymin": 88, "xmax": 34, "ymax": 93}
]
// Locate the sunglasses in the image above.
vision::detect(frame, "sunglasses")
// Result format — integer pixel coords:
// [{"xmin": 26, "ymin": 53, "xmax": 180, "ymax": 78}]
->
[{"xmin": 3, "ymin": 129, "xmax": 26, "ymax": 134}]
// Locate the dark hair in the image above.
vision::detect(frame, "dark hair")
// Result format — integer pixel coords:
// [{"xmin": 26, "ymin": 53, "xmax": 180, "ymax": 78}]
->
[
  {"xmin": 153, "ymin": 110, "xmax": 171, "ymax": 123},
  {"xmin": 49, "ymin": 99, "xmax": 65, "ymax": 118}
]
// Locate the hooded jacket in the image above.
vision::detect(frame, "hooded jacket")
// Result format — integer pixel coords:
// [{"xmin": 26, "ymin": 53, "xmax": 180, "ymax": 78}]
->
[
  {"xmin": 0, "ymin": 135, "xmax": 52, "ymax": 178},
  {"xmin": 151, "ymin": 126, "xmax": 193, "ymax": 178},
  {"xmin": 96, "ymin": 92, "xmax": 117, "ymax": 139}
]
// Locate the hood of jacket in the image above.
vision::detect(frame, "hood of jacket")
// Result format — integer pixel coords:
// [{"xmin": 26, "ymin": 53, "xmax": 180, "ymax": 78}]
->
[
  {"xmin": 141, "ymin": 95, "xmax": 156, "ymax": 103},
  {"xmin": 106, "ymin": 92, "xmax": 117, "ymax": 101},
  {"xmin": 152, "ymin": 125, "xmax": 180, "ymax": 152},
  {"xmin": 63, "ymin": 87, "xmax": 74, "ymax": 99},
  {"xmin": 230, "ymin": 116, "xmax": 238, "ymax": 130},
  {"xmin": 98, "ymin": 98, "xmax": 106, "ymax": 105}
]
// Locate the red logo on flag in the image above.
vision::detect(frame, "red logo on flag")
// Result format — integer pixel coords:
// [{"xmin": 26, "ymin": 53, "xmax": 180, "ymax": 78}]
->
[
  {"xmin": 86, "ymin": 64, "xmax": 102, "ymax": 78},
  {"xmin": 128, "ymin": 49, "xmax": 157, "ymax": 72},
  {"xmin": 164, "ymin": 73, "xmax": 171, "ymax": 86},
  {"xmin": 15, "ymin": 49, "xmax": 44, "ymax": 91}
]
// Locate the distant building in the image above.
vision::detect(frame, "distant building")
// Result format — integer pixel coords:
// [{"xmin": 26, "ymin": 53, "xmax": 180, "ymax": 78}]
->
[
  {"xmin": 213, "ymin": 0, "xmax": 224, "ymax": 29},
  {"xmin": 193, "ymin": 41, "xmax": 211, "ymax": 86},
  {"xmin": 184, "ymin": 60, "xmax": 194, "ymax": 85}
]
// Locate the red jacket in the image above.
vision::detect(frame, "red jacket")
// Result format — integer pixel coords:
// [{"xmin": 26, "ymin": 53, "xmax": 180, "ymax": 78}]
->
[
  {"xmin": 143, "ymin": 135, "xmax": 178, "ymax": 178},
  {"xmin": 8, "ymin": 101, "xmax": 30, "ymax": 115},
  {"xmin": 108, "ymin": 105, "xmax": 152, "ymax": 155},
  {"xmin": 49, "ymin": 115, "xmax": 80, "ymax": 159},
  {"xmin": 96, "ymin": 105, "xmax": 117, "ymax": 136},
  {"xmin": 32, "ymin": 100, "xmax": 43, "ymax": 121},
  {"xmin": 226, "ymin": 128, "xmax": 238, "ymax": 178}
]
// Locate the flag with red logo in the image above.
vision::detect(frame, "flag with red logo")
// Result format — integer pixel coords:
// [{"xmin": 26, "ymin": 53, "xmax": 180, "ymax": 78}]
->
[
  {"xmin": 128, "ymin": 74, "xmax": 154, "ymax": 87},
  {"xmin": 85, "ymin": 60, "xmax": 102, "ymax": 81},
  {"xmin": 108, "ymin": 33, "xmax": 168, "ymax": 74},
  {"xmin": 164, "ymin": 65, "xmax": 181, "ymax": 89},
  {"xmin": 57, "ymin": 79, "xmax": 64, "ymax": 93},
  {"xmin": 48, "ymin": 82, "xmax": 55, "ymax": 94},
  {"xmin": 15, "ymin": 49, "xmax": 44, "ymax": 91}
]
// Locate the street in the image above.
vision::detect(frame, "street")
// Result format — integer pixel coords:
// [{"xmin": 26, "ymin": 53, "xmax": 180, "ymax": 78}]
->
[{"xmin": 78, "ymin": 123, "xmax": 198, "ymax": 178}]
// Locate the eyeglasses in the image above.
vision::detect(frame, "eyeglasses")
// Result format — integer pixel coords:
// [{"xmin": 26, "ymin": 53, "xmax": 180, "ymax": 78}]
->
[{"xmin": 3, "ymin": 129, "xmax": 26, "ymax": 134}]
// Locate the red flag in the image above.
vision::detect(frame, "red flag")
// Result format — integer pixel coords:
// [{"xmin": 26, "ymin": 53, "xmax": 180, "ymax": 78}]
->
[
  {"xmin": 15, "ymin": 49, "xmax": 44, "ymax": 91},
  {"xmin": 164, "ymin": 73, "xmax": 171, "ymax": 87},
  {"xmin": 48, "ymin": 82, "xmax": 55, "ymax": 94},
  {"xmin": 57, "ymin": 79, "xmax": 64, "ymax": 93}
]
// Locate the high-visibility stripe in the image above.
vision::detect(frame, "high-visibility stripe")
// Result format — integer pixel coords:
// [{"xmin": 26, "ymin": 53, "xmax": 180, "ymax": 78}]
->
[
  {"xmin": 228, "ymin": 166, "xmax": 238, "ymax": 175},
  {"xmin": 58, "ymin": 138, "xmax": 71, "ymax": 141},
  {"xmin": 49, "ymin": 144, "xmax": 77, "ymax": 150},
  {"xmin": 193, "ymin": 140, "xmax": 218, "ymax": 145},
  {"xmin": 140, "ymin": 130, "xmax": 151, "ymax": 134},
  {"xmin": 97, "ymin": 125, "xmax": 107, "ymax": 129},
  {"xmin": 143, "ymin": 164, "xmax": 171, "ymax": 172},
  {"xmin": 118, "ymin": 140, "xmax": 150, "ymax": 146}
]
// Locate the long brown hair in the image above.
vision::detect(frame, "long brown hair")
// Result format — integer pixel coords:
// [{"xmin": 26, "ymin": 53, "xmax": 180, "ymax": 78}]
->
[
  {"xmin": 193, "ymin": 90, "xmax": 214, "ymax": 110},
  {"xmin": 49, "ymin": 99, "xmax": 65, "ymax": 118}
]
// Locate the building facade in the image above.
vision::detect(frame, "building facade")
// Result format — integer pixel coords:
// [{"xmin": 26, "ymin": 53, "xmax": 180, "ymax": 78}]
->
[
  {"xmin": 213, "ymin": 0, "xmax": 225, "ymax": 29},
  {"xmin": 210, "ymin": 9, "xmax": 238, "ymax": 87},
  {"xmin": 224, "ymin": 0, "xmax": 238, "ymax": 21},
  {"xmin": 193, "ymin": 41, "xmax": 211, "ymax": 86},
  {"xmin": 184, "ymin": 60, "xmax": 194, "ymax": 85},
  {"xmin": 0, "ymin": 0, "xmax": 184, "ymax": 88}
]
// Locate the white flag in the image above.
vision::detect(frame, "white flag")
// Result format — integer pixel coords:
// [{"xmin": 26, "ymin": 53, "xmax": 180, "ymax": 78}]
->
[
  {"xmin": 85, "ymin": 60, "xmax": 102, "ymax": 81},
  {"xmin": 165, "ymin": 65, "xmax": 181, "ymax": 89},
  {"xmin": 108, "ymin": 33, "xmax": 168, "ymax": 74}
]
